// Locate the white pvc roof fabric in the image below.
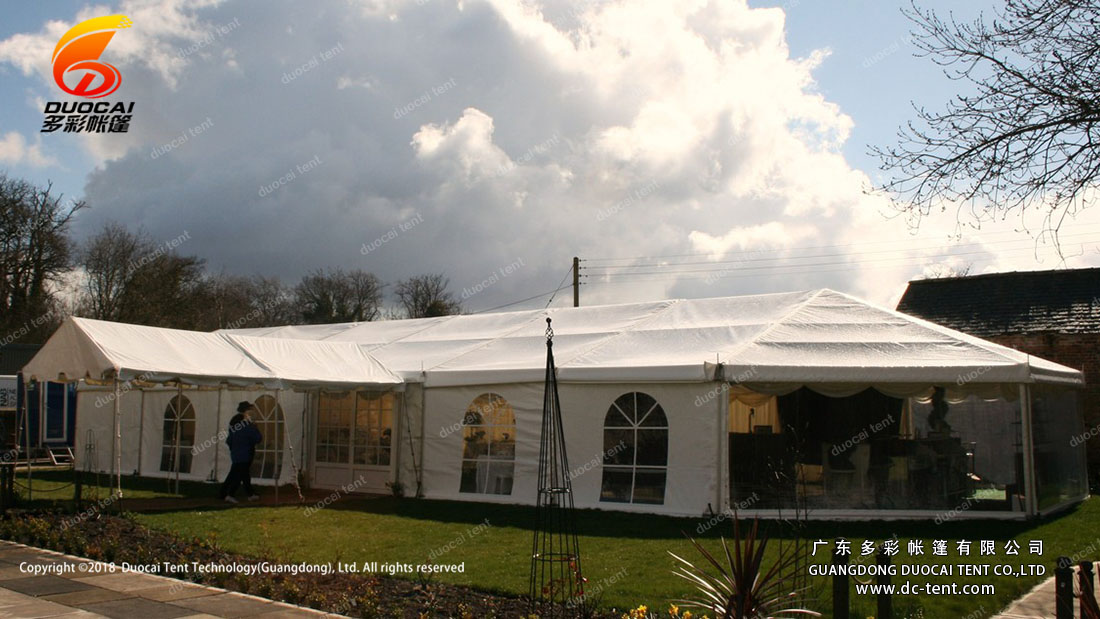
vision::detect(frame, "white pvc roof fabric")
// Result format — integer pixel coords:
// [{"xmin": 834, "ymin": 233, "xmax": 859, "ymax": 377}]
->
[
  {"xmin": 224, "ymin": 289, "xmax": 1084, "ymax": 388},
  {"xmin": 22, "ymin": 317, "xmax": 402, "ymax": 388}
]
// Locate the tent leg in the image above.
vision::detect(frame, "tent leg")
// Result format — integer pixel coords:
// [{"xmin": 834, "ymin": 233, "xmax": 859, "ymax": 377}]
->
[
  {"xmin": 1020, "ymin": 385, "xmax": 1037, "ymax": 517},
  {"xmin": 215, "ymin": 387, "xmax": 224, "ymax": 482},
  {"xmin": 136, "ymin": 388, "xmax": 145, "ymax": 478},
  {"xmin": 274, "ymin": 389, "xmax": 279, "ymax": 504},
  {"xmin": 113, "ymin": 379, "xmax": 122, "ymax": 514},
  {"xmin": 174, "ymin": 385, "xmax": 182, "ymax": 495}
]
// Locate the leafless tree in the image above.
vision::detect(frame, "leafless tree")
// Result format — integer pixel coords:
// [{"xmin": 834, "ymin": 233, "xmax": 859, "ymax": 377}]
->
[
  {"xmin": 873, "ymin": 0, "xmax": 1100, "ymax": 244},
  {"xmin": 295, "ymin": 268, "xmax": 383, "ymax": 323},
  {"xmin": 200, "ymin": 273, "xmax": 297, "ymax": 330},
  {"xmin": 0, "ymin": 174, "xmax": 83, "ymax": 343},
  {"xmin": 76, "ymin": 224, "xmax": 209, "ymax": 329},
  {"xmin": 78, "ymin": 222, "xmax": 150, "ymax": 321},
  {"xmin": 394, "ymin": 273, "xmax": 461, "ymax": 318}
]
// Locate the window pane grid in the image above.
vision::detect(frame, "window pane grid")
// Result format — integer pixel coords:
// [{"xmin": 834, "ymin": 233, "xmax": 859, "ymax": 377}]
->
[
  {"xmin": 460, "ymin": 393, "xmax": 515, "ymax": 495},
  {"xmin": 160, "ymin": 395, "xmax": 196, "ymax": 474},
  {"xmin": 600, "ymin": 392, "xmax": 668, "ymax": 505}
]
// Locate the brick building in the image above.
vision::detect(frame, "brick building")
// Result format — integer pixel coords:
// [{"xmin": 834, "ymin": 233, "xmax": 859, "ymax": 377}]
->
[{"xmin": 897, "ymin": 267, "xmax": 1100, "ymax": 490}]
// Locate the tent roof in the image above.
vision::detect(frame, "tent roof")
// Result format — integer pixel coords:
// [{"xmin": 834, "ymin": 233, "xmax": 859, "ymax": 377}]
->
[
  {"xmin": 223, "ymin": 289, "xmax": 1084, "ymax": 388},
  {"xmin": 22, "ymin": 317, "xmax": 402, "ymax": 388}
]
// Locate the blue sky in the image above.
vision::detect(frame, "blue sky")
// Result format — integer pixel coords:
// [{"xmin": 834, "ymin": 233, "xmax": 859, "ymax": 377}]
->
[{"xmin": 1, "ymin": 0, "xmax": 1094, "ymax": 311}]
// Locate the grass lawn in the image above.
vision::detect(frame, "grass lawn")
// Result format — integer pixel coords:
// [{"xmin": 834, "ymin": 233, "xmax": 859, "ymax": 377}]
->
[
  {"xmin": 130, "ymin": 491, "xmax": 1100, "ymax": 618},
  {"xmin": 10, "ymin": 468, "xmax": 209, "ymax": 507}
]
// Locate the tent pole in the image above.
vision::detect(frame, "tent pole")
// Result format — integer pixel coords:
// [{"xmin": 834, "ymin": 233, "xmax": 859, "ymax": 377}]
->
[
  {"xmin": 174, "ymin": 384, "xmax": 182, "ymax": 495},
  {"xmin": 136, "ymin": 388, "xmax": 145, "ymax": 477},
  {"xmin": 215, "ymin": 386, "xmax": 224, "ymax": 481},
  {"xmin": 273, "ymin": 390, "xmax": 279, "ymax": 504},
  {"xmin": 301, "ymin": 391, "xmax": 311, "ymax": 487},
  {"xmin": 717, "ymin": 381, "xmax": 729, "ymax": 513},
  {"xmin": 1019, "ymin": 385, "xmax": 1037, "ymax": 518},
  {"xmin": 113, "ymin": 379, "xmax": 122, "ymax": 513}
]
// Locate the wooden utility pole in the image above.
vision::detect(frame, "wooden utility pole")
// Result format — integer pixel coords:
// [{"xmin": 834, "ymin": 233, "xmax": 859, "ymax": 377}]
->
[{"xmin": 572, "ymin": 257, "xmax": 580, "ymax": 307}]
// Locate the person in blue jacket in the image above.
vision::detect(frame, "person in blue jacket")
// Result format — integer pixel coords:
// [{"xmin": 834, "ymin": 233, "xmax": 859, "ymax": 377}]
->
[{"xmin": 219, "ymin": 401, "xmax": 262, "ymax": 503}]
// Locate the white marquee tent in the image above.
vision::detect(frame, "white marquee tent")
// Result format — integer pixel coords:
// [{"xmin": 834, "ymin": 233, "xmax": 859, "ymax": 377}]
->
[{"xmin": 23, "ymin": 289, "xmax": 1089, "ymax": 518}]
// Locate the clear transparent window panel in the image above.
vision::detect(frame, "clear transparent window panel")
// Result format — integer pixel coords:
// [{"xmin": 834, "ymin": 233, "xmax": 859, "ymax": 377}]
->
[
  {"xmin": 1031, "ymin": 385, "xmax": 1088, "ymax": 510},
  {"xmin": 728, "ymin": 387, "xmax": 1027, "ymax": 512}
]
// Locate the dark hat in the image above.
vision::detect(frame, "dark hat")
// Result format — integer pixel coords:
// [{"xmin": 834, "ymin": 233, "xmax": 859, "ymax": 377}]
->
[{"xmin": 237, "ymin": 401, "xmax": 254, "ymax": 413}]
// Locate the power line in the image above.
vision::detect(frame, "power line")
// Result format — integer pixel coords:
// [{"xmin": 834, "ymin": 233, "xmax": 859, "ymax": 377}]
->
[
  {"xmin": 544, "ymin": 265, "xmax": 576, "ymax": 309},
  {"xmin": 582, "ymin": 237, "xmax": 1099, "ymax": 277},
  {"xmin": 586, "ymin": 248, "xmax": 1077, "ymax": 284},
  {"xmin": 582, "ymin": 231, "xmax": 1100, "ymax": 271},
  {"xmin": 471, "ymin": 284, "xmax": 574, "ymax": 314},
  {"xmin": 583, "ymin": 225, "xmax": 1100, "ymax": 265}
]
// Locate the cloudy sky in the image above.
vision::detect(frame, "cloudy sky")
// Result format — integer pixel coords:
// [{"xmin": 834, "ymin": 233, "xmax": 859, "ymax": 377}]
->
[{"xmin": 2, "ymin": 0, "xmax": 1099, "ymax": 314}]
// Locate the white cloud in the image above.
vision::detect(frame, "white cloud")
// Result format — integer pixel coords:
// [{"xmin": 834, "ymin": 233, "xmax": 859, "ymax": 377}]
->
[
  {"xmin": 0, "ymin": 131, "xmax": 58, "ymax": 167},
  {"xmin": 1, "ymin": 0, "xmax": 1096, "ymax": 312}
]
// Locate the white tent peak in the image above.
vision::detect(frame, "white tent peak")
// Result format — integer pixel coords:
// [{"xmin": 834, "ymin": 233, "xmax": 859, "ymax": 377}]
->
[
  {"xmin": 222, "ymin": 288, "xmax": 1083, "ymax": 387},
  {"xmin": 22, "ymin": 316, "xmax": 402, "ymax": 388}
]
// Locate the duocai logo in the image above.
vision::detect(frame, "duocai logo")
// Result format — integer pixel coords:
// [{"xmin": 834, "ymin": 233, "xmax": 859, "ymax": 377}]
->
[
  {"xmin": 52, "ymin": 14, "xmax": 132, "ymax": 98},
  {"xmin": 41, "ymin": 15, "xmax": 136, "ymax": 134}
]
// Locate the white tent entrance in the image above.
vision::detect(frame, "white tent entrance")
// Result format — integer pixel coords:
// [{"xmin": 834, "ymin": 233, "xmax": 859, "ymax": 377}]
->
[{"xmin": 311, "ymin": 389, "xmax": 397, "ymax": 492}]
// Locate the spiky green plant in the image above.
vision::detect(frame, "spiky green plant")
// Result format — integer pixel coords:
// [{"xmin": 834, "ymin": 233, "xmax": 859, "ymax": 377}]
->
[{"xmin": 669, "ymin": 518, "xmax": 820, "ymax": 619}]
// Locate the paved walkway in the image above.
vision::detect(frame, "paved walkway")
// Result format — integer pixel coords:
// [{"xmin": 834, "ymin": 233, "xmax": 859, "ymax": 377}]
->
[
  {"xmin": 0, "ymin": 541, "xmax": 343, "ymax": 618},
  {"xmin": 993, "ymin": 562, "xmax": 1098, "ymax": 619}
]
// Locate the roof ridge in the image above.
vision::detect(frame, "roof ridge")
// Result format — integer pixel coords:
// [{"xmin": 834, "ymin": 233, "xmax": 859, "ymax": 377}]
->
[
  {"xmin": 554, "ymin": 298, "xmax": 682, "ymax": 366},
  {"xmin": 721, "ymin": 289, "xmax": 826, "ymax": 364}
]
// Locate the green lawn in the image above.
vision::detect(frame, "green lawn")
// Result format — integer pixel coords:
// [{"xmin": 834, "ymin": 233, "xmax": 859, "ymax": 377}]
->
[
  {"xmin": 130, "ymin": 493, "xmax": 1100, "ymax": 617},
  {"xmin": 10, "ymin": 468, "xmax": 210, "ymax": 507}
]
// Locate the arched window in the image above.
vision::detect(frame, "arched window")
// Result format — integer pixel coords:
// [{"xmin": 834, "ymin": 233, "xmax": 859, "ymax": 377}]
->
[
  {"xmin": 250, "ymin": 395, "xmax": 285, "ymax": 480},
  {"xmin": 160, "ymin": 395, "xmax": 196, "ymax": 473},
  {"xmin": 460, "ymin": 393, "xmax": 515, "ymax": 495},
  {"xmin": 600, "ymin": 392, "xmax": 668, "ymax": 504}
]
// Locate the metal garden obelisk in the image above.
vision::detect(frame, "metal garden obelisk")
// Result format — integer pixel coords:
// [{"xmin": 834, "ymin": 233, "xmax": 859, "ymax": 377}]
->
[{"xmin": 529, "ymin": 317, "xmax": 585, "ymax": 616}]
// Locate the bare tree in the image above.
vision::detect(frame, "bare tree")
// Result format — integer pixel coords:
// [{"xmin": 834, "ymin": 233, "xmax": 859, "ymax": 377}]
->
[
  {"xmin": 873, "ymin": 0, "xmax": 1100, "ymax": 241},
  {"xmin": 0, "ymin": 174, "xmax": 83, "ymax": 343},
  {"xmin": 295, "ymin": 268, "xmax": 383, "ymax": 324},
  {"xmin": 78, "ymin": 222, "xmax": 150, "ymax": 321},
  {"xmin": 117, "ymin": 253, "xmax": 208, "ymax": 328},
  {"xmin": 394, "ymin": 273, "xmax": 461, "ymax": 318},
  {"xmin": 76, "ymin": 223, "xmax": 211, "ymax": 329},
  {"xmin": 201, "ymin": 273, "xmax": 297, "ymax": 330},
  {"xmin": 246, "ymin": 276, "xmax": 298, "ymax": 327}
]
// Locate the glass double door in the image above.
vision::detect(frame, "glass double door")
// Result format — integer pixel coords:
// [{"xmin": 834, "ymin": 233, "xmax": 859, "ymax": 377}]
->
[{"xmin": 313, "ymin": 390, "xmax": 395, "ymax": 491}]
